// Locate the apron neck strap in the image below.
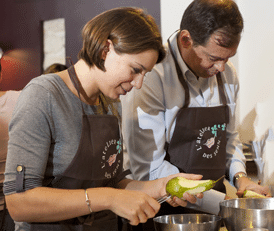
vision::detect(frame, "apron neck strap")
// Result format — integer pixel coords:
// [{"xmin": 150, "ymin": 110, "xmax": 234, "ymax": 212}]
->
[
  {"xmin": 168, "ymin": 38, "xmax": 190, "ymax": 108},
  {"xmin": 216, "ymin": 72, "xmax": 227, "ymax": 105},
  {"xmin": 67, "ymin": 65, "xmax": 85, "ymax": 114},
  {"xmin": 67, "ymin": 65, "xmax": 108, "ymax": 115},
  {"xmin": 67, "ymin": 66, "xmax": 82, "ymax": 99}
]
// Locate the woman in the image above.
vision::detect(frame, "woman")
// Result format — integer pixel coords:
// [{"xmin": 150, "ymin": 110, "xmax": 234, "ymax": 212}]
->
[{"xmin": 4, "ymin": 7, "xmax": 202, "ymax": 231}]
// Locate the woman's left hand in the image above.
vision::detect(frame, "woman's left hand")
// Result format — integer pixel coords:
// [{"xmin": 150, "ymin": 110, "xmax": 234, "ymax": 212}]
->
[
  {"xmin": 158, "ymin": 173, "xmax": 204, "ymax": 207},
  {"xmin": 120, "ymin": 173, "xmax": 204, "ymax": 208}
]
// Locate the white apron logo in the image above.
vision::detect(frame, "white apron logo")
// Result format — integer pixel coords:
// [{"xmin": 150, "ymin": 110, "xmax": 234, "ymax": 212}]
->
[
  {"xmin": 204, "ymin": 137, "xmax": 215, "ymax": 148},
  {"xmin": 101, "ymin": 139, "xmax": 122, "ymax": 178},
  {"xmin": 195, "ymin": 123, "xmax": 226, "ymax": 159}
]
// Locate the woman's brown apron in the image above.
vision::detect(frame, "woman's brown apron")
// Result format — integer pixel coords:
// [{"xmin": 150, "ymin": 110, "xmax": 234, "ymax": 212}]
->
[{"xmin": 30, "ymin": 66, "xmax": 129, "ymax": 231}]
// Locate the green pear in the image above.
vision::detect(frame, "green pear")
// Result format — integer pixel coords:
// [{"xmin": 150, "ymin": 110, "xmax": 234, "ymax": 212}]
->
[
  {"xmin": 243, "ymin": 190, "xmax": 267, "ymax": 198},
  {"xmin": 166, "ymin": 176, "xmax": 224, "ymax": 198}
]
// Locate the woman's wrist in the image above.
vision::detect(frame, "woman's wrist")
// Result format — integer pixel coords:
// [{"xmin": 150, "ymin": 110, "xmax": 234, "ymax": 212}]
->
[
  {"xmin": 85, "ymin": 187, "xmax": 116, "ymax": 212},
  {"xmin": 85, "ymin": 189, "xmax": 93, "ymax": 213}
]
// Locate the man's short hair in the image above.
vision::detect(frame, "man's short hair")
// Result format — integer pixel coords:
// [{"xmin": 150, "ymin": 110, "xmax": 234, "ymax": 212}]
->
[{"xmin": 180, "ymin": 0, "xmax": 243, "ymax": 47}]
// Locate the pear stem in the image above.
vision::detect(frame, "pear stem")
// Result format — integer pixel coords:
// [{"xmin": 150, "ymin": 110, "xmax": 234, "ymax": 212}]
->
[{"xmin": 214, "ymin": 175, "xmax": 225, "ymax": 183}]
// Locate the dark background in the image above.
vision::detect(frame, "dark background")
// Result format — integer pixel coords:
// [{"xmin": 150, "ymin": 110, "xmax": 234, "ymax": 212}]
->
[{"xmin": 0, "ymin": 0, "xmax": 161, "ymax": 90}]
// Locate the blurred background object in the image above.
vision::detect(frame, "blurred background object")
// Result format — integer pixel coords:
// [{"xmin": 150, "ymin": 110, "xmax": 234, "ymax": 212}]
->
[
  {"xmin": 0, "ymin": 46, "xmax": 21, "ymax": 230},
  {"xmin": 0, "ymin": 0, "xmax": 160, "ymax": 91},
  {"xmin": 44, "ymin": 63, "xmax": 67, "ymax": 74},
  {"xmin": 0, "ymin": 48, "xmax": 3, "ymax": 59},
  {"xmin": 0, "ymin": 48, "xmax": 39, "ymax": 91}
]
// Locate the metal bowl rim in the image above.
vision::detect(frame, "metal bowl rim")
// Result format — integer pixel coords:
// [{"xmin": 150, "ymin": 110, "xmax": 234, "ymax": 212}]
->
[
  {"xmin": 153, "ymin": 213, "xmax": 222, "ymax": 224},
  {"xmin": 220, "ymin": 198, "xmax": 274, "ymax": 211}
]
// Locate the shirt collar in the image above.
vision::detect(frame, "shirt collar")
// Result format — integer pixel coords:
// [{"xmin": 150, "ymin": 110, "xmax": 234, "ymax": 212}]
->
[{"xmin": 168, "ymin": 31, "xmax": 197, "ymax": 80}]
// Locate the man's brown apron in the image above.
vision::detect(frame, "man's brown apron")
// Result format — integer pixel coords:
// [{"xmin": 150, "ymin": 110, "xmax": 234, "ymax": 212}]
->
[
  {"xmin": 30, "ymin": 66, "xmax": 129, "ymax": 231},
  {"xmin": 134, "ymin": 37, "xmax": 231, "ymax": 231},
  {"xmin": 164, "ymin": 39, "xmax": 229, "ymax": 193}
]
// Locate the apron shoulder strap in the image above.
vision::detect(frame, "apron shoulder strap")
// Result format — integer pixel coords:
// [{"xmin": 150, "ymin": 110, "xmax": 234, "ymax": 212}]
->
[
  {"xmin": 67, "ymin": 65, "xmax": 85, "ymax": 114},
  {"xmin": 216, "ymin": 72, "xmax": 228, "ymax": 106},
  {"xmin": 168, "ymin": 39, "xmax": 190, "ymax": 108}
]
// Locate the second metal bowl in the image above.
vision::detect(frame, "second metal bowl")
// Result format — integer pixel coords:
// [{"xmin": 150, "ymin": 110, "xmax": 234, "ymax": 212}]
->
[
  {"xmin": 153, "ymin": 214, "xmax": 222, "ymax": 231},
  {"xmin": 220, "ymin": 198, "xmax": 274, "ymax": 231}
]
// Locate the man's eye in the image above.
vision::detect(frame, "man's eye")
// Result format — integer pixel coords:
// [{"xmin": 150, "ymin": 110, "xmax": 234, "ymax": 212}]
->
[{"xmin": 209, "ymin": 57, "xmax": 217, "ymax": 62}]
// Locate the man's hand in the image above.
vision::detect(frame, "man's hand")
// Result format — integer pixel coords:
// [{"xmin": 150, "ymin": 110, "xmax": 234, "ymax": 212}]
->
[{"xmin": 235, "ymin": 175, "xmax": 271, "ymax": 198}]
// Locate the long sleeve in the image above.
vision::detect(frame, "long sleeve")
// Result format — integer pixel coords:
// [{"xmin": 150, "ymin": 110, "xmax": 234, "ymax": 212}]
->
[
  {"xmin": 222, "ymin": 63, "xmax": 246, "ymax": 186},
  {"xmin": 121, "ymin": 66, "xmax": 180, "ymax": 181}
]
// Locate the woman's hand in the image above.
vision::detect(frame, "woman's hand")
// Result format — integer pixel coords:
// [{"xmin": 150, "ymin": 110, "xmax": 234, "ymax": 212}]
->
[
  {"xmin": 120, "ymin": 173, "xmax": 204, "ymax": 209},
  {"xmin": 6, "ymin": 186, "xmax": 158, "ymax": 225},
  {"xmin": 160, "ymin": 173, "xmax": 204, "ymax": 207},
  {"xmin": 107, "ymin": 189, "xmax": 160, "ymax": 226}
]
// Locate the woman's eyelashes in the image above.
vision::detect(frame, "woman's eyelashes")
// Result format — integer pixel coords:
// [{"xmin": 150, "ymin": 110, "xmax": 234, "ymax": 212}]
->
[{"xmin": 132, "ymin": 67, "xmax": 142, "ymax": 74}]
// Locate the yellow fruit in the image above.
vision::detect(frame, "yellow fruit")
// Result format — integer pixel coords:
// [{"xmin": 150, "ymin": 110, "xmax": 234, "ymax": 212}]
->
[
  {"xmin": 166, "ymin": 176, "xmax": 224, "ymax": 198},
  {"xmin": 243, "ymin": 190, "xmax": 267, "ymax": 198}
]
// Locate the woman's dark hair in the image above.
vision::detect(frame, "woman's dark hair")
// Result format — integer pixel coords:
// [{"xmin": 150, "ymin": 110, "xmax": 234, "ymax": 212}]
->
[
  {"xmin": 180, "ymin": 0, "xmax": 244, "ymax": 47},
  {"xmin": 78, "ymin": 7, "xmax": 166, "ymax": 71},
  {"xmin": 44, "ymin": 63, "xmax": 68, "ymax": 74}
]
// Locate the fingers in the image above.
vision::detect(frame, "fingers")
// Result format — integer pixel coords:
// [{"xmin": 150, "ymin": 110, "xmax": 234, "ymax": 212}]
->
[
  {"xmin": 184, "ymin": 174, "xmax": 203, "ymax": 180},
  {"xmin": 128, "ymin": 207, "xmax": 158, "ymax": 225},
  {"xmin": 171, "ymin": 197, "xmax": 187, "ymax": 207},
  {"xmin": 236, "ymin": 191, "xmax": 244, "ymax": 198},
  {"xmin": 167, "ymin": 192, "xmax": 198, "ymax": 208},
  {"xmin": 127, "ymin": 196, "xmax": 160, "ymax": 226},
  {"xmin": 256, "ymin": 185, "xmax": 271, "ymax": 197},
  {"xmin": 183, "ymin": 192, "xmax": 197, "ymax": 204},
  {"xmin": 111, "ymin": 190, "xmax": 161, "ymax": 226},
  {"xmin": 264, "ymin": 186, "xmax": 272, "ymax": 197},
  {"xmin": 236, "ymin": 179, "xmax": 272, "ymax": 198},
  {"xmin": 248, "ymin": 185, "xmax": 271, "ymax": 197},
  {"xmin": 195, "ymin": 192, "xmax": 203, "ymax": 199},
  {"xmin": 129, "ymin": 211, "xmax": 147, "ymax": 226},
  {"xmin": 171, "ymin": 173, "xmax": 203, "ymax": 181}
]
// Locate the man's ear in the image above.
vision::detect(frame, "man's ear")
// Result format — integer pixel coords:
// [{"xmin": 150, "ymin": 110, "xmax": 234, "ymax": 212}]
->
[{"xmin": 179, "ymin": 30, "xmax": 193, "ymax": 48}]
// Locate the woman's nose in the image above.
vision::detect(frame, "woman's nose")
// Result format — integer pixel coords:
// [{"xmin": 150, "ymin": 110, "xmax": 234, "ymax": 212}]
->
[{"xmin": 131, "ymin": 75, "xmax": 144, "ymax": 89}]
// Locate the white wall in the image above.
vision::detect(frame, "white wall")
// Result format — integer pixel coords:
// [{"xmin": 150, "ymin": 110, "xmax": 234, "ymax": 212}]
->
[
  {"xmin": 237, "ymin": 0, "xmax": 274, "ymax": 141},
  {"xmin": 160, "ymin": 0, "xmax": 274, "ymax": 142},
  {"xmin": 160, "ymin": 0, "xmax": 192, "ymax": 44}
]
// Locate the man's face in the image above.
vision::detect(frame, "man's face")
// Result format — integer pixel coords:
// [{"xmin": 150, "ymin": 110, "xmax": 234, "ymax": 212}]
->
[{"xmin": 184, "ymin": 33, "xmax": 239, "ymax": 78}]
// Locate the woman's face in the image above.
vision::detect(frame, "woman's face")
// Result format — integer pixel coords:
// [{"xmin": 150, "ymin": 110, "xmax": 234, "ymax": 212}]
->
[{"xmin": 99, "ymin": 41, "xmax": 159, "ymax": 99}]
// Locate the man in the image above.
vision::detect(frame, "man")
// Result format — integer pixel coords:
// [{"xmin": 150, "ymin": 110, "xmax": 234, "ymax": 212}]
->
[
  {"xmin": 0, "ymin": 50, "xmax": 21, "ymax": 230},
  {"xmin": 121, "ymin": 0, "xmax": 270, "ymax": 218}
]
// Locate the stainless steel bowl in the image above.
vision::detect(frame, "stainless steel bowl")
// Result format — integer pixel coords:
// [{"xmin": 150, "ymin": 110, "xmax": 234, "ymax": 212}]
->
[
  {"xmin": 153, "ymin": 214, "xmax": 222, "ymax": 231},
  {"xmin": 220, "ymin": 198, "xmax": 274, "ymax": 231}
]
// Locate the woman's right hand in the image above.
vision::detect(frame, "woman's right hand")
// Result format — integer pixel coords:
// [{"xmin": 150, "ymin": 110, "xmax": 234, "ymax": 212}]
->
[{"xmin": 107, "ymin": 189, "xmax": 160, "ymax": 226}]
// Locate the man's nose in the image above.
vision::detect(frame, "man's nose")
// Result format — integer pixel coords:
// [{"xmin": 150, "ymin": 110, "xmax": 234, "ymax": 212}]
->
[{"xmin": 214, "ymin": 61, "xmax": 226, "ymax": 72}]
